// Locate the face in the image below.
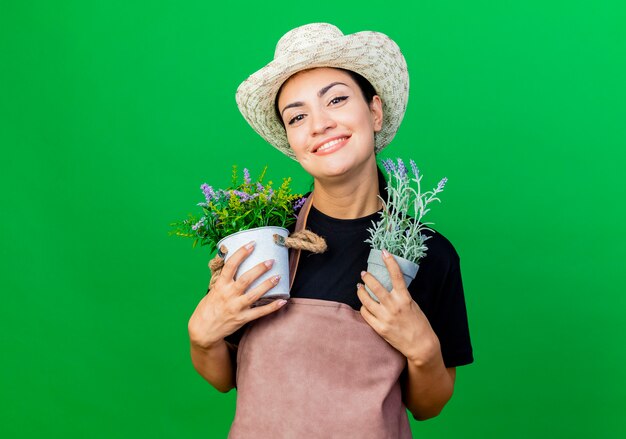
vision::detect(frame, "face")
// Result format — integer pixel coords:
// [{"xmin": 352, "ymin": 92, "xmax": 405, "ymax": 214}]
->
[{"xmin": 276, "ymin": 67, "xmax": 383, "ymax": 180}]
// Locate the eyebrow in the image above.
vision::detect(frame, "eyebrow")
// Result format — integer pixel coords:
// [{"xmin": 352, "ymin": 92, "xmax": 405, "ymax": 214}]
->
[{"xmin": 280, "ymin": 82, "xmax": 348, "ymax": 117}]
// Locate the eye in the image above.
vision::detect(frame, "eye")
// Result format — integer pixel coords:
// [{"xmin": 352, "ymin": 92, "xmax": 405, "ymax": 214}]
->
[
  {"xmin": 288, "ymin": 113, "xmax": 305, "ymax": 126},
  {"xmin": 329, "ymin": 96, "xmax": 348, "ymax": 105}
]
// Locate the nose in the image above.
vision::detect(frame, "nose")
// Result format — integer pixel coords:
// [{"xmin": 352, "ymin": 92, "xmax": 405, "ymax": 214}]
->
[{"xmin": 309, "ymin": 108, "xmax": 336, "ymax": 136}]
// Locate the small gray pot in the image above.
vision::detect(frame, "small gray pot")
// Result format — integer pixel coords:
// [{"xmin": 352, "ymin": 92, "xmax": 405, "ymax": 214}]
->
[
  {"xmin": 217, "ymin": 226, "xmax": 289, "ymax": 306},
  {"xmin": 365, "ymin": 249, "xmax": 419, "ymax": 302}
]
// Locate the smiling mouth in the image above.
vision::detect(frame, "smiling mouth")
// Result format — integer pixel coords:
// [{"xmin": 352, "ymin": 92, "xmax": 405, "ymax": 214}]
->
[{"xmin": 314, "ymin": 136, "xmax": 351, "ymax": 154}]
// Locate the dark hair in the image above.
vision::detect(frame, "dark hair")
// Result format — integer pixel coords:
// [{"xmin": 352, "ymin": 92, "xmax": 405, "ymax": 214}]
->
[{"xmin": 273, "ymin": 68, "xmax": 378, "ymax": 128}]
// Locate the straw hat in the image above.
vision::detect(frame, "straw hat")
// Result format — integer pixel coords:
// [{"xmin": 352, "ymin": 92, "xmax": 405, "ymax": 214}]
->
[{"xmin": 235, "ymin": 23, "xmax": 409, "ymax": 161}]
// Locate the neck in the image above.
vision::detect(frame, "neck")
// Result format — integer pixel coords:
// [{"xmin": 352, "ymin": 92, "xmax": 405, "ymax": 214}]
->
[{"xmin": 311, "ymin": 160, "xmax": 382, "ymax": 219}]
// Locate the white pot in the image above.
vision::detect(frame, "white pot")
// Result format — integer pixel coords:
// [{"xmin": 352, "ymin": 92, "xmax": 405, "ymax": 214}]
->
[
  {"xmin": 365, "ymin": 249, "xmax": 419, "ymax": 302},
  {"xmin": 217, "ymin": 226, "xmax": 290, "ymax": 306}
]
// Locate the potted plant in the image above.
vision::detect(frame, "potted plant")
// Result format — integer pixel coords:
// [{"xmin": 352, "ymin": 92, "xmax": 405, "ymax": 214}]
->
[
  {"xmin": 364, "ymin": 158, "xmax": 448, "ymax": 302},
  {"xmin": 169, "ymin": 165, "xmax": 307, "ymax": 304}
]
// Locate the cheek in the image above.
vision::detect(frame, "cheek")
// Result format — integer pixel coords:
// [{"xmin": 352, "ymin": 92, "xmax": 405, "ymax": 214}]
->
[
  {"xmin": 349, "ymin": 111, "xmax": 377, "ymax": 145},
  {"xmin": 286, "ymin": 128, "xmax": 308, "ymax": 152},
  {"xmin": 345, "ymin": 107, "xmax": 375, "ymax": 132},
  {"xmin": 361, "ymin": 110, "xmax": 378, "ymax": 131}
]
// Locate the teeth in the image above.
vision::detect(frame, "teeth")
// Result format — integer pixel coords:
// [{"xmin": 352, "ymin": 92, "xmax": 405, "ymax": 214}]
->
[{"xmin": 317, "ymin": 137, "xmax": 347, "ymax": 152}]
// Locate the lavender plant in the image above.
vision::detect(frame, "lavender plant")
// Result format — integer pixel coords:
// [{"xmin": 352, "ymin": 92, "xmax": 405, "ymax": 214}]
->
[
  {"xmin": 365, "ymin": 158, "xmax": 448, "ymax": 264},
  {"xmin": 169, "ymin": 165, "xmax": 305, "ymax": 253}
]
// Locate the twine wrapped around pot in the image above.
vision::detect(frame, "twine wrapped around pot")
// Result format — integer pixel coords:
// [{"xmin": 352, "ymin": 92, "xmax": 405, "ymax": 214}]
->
[{"xmin": 207, "ymin": 230, "xmax": 327, "ymax": 290}]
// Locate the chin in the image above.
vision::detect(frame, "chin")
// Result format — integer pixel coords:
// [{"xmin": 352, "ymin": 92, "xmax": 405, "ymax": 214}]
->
[{"xmin": 316, "ymin": 159, "xmax": 362, "ymax": 180}]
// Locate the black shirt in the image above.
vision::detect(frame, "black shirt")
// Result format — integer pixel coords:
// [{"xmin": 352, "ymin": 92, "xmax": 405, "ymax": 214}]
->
[{"xmin": 225, "ymin": 197, "xmax": 475, "ymax": 368}]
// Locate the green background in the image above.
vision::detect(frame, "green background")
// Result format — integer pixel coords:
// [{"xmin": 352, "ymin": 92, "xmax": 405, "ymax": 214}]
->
[{"xmin": 2, "ymin": 0, "xmax": 625, "ymax": 437}]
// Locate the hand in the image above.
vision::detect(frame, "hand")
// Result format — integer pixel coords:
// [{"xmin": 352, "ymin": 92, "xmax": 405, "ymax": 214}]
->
[
  {"xmin": 356, "ymin": 249, "xmax": 439, "ymax": 364},
  {"xmin": 188, "ymin": 240, "xmax": 287, "ymax": 350}
]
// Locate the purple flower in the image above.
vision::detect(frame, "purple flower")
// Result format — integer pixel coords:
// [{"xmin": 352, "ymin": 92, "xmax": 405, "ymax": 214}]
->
[
  {"xmin": 409, "ymin": 159, "xmax": 419, "ymax": 177},
  {"xmin": 396, "ymin": 158, "xmax": 407, "ymax": 179},
  {"xmin": 201, "ymin": 184, "xmax": 215, "ymax": 203},
  {"xmin": 256, "ymin": 182, "xmax": 264, "ymax": 192},
  {"xmin": 232, "ymin": 190, "xmax": 252, "ymax": 201},
  {"xmin": 437, "ymin": 177, "xmax": 448, "ymax": 191},
  {"xmin": 192, "ymin": 217, "xmax": 206, "ymax": 231},
  {"xmin": 382, "ymin": 159, "xmax": 397, "ymax": 175},
  {"xmin": 243, "ymin": 168, "xmax": 251, "ymax": 185},
  {"xmin": 293, "ymin": 196, "xmax": 307, "ymax": 211}
]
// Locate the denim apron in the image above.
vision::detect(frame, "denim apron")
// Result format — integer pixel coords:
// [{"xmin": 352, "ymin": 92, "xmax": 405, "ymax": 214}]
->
[{"xmin": 228, "ymin": 194, "xmax": 413, "ymax": 439}]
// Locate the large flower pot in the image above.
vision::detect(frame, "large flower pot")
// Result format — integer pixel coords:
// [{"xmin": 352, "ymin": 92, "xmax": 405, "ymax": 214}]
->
[
  {"xmin": 217, "ymin": 226, "xmax": 290, "ymax": 306},
  {"xmin": 365, "ymin": 249, "xmax": 419, "ymax": 302}
]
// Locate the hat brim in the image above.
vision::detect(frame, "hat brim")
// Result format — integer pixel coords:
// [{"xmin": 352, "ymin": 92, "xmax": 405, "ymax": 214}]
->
[{"xmin": 236, "ymin": 31, "xmax": 409, "ymax": 161}]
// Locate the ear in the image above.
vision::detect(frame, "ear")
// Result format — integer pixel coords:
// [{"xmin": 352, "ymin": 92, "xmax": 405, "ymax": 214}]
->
[{"xmin": 370, "ymin": 95, "xmax": 384, "ymax": 132}]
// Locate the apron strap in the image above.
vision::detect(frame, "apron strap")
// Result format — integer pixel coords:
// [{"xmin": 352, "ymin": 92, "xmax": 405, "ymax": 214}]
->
[{"xmin": 288, "ymin": 191, "xmax": 315, "ymax": 290}]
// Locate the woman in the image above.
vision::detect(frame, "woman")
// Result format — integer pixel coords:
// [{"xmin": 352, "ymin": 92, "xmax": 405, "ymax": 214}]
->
[{"xmin": 188, "ymin": 23, "xmax": 474, "ymax": 438}]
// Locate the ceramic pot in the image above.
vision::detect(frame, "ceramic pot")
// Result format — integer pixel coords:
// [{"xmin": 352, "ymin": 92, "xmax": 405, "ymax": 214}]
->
[
  {"xmin": 216, "ymin": 226, "xmax": 289, "ymax": 306},
  {"xmin": 365, "ymin": 249, "xmax": 419, "ymax": 302}
]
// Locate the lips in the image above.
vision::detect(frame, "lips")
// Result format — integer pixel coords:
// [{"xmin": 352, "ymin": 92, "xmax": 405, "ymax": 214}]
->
[{"xmin": 312, "ymin": 135, "xmax": 351, "ymax": 154}]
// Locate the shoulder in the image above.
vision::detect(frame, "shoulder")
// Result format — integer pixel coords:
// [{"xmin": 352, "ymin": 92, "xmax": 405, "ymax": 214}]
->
[
  {"xmin": 417, "ymin": 226, "xmax": 460, "ymax": 273},
  {"xmin": 403, "ymin": 223, "xmax": 462, "ymax": 306}
]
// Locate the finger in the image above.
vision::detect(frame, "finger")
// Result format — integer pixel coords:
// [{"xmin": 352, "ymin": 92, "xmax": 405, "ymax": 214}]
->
[
  {"xmin": 220, "ymin": 240, "xmax": 256, "ymax": 281},
  {"xmin": 356, "ymin": 282, "xmax": 383, "ymax": 318},
  {"xmin": 240, "ymin": 296, "xmax": 288, "ymax": 322},
  {"xmin": 239, "ymin": 273, "xmax": 282, "ymax": 307},
  {"xmin": 381, "ymin": 248, "xmax": 408, "ymax": 292},
  {"xmin": 359, "ymin": 302, "xmax": 382, "ymax": 333},
  {"xmin": 234, "ymin": 259, "xmax": 275, "ymax": 293},
  {"xmin": 360, "ymin": 270, "xmax": 391, "ymax": 306}
]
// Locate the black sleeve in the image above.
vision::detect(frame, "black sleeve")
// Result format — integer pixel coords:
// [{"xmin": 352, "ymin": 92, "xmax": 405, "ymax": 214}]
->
[{"xmin": 432, "ymin": 254, "xmax": 475, "ymax": 368}]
